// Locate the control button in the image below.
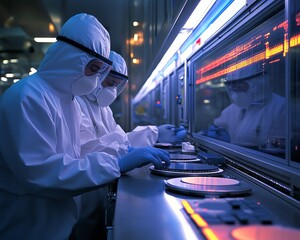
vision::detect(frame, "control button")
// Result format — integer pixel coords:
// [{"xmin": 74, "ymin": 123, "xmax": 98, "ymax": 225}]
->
[
  {"xmin": 235, "ymin": 212, "xmax": 250, "ymax": 224},
  {"xmin": 218, "ymin": 214, "xmax": 236, "ymax": 224},
  {"xmin": 228, "ymin": 200, "xmax": 241, "ymax": 209},
  {"xmin": 255, "ymin": 214, "xmax": 273, "ymax": 224},
  {"xmin": 199, "ymin": 213, "xmax": 222, "ymax": 224}
]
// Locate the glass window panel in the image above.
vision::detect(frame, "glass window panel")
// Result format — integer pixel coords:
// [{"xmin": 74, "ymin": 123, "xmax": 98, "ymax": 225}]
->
[
  {"xmin": 290, "ymin": 1, "xmax": 300, "ymax": 164},
  {"xmin": 193, "ymin": 9, "xmax": 286, "ymax": 159}
]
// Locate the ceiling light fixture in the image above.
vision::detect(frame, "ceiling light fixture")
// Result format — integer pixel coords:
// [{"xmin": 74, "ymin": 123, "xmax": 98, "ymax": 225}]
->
[
  {"xmin": 134, "ymin": 0, "xmax": 246, "ymax": 103},
  {"xmin": 5, "ymin": 73, "xmax": 14, "ymax": 78},
  {"xmin": 10, "ymin": 59, "xmax": 18, "ymax": 63},
  {"xmin": 34, "ymin": 37, "xmax": 57, "ymax": 43}
]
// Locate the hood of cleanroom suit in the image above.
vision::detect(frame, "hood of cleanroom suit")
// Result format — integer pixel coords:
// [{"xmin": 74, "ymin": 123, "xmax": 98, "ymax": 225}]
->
[
  {"xmin": 109, "ymin": 50, "xmax": 128, "ymax": 75},
  {"xmin": 0, "ymin": 13, "xmax": 120, "ymax": 240},
  {"xmin": 77, "ymin": 50, "xmax": 158, "ymax": 158},
  {"xmin": 38, "ymin": 13, "xmax": 111, "ymax": 95}
]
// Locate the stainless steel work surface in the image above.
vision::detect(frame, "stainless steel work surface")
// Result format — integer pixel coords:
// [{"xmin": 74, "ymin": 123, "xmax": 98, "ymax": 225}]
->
[
  {"xmin": 112, "ymin": 165, "xmax": 300, "ymax": 240},
  {"xmin": 112, "ymin": 165, "xmax": 202, "ymax": 240}
]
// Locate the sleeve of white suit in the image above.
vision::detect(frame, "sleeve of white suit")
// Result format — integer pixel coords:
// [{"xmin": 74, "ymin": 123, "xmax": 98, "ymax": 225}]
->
[
  {"xmin": 127, "ymin": 125, "xmax": 159, "ymax": 147},
  {"xmin": 79, "ymin": 107, "xmax": 129, "ymax": 157},
  {"xmin": 98, "ymin": 108, "xmax": 159, "ymax": 147},
  {"xmin": 0, "ymin": 92, "xmax": 120, "ymax": 200}
]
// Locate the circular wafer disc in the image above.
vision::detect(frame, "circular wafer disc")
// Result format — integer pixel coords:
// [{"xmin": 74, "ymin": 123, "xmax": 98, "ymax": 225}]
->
[
  {"xmin": 170, "ymin": 153, "xmax": 197, "ymax": 160},
  {"xmin": 154, "ymin": 143, "xmax": 173, "ymax": 148},
  {"xmin": 150, "ymin": 163, "xmax": 223, "ymax": 177},
  {"xmin": 165, "ymin": 176, "xmax": 251, "ymax": 196},
  {"xmin": 182, "ymin": 177, "xmax": 239, "ymax": 186},
  {"xmin": 169, "ymin": 153, "xmax": 199, "ymax": 162}
]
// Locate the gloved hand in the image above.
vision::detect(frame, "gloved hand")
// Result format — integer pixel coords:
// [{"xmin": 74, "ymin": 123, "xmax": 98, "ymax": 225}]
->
[
  {"xmin": 203, "ymin": 125, "xmax": 230, "ymax": 142},
  {"xmin": 117, "ymin": 146, "xmax": 170, "ymax": 173},
  {"xmin": 157, "ymin": 124, "xmax": 187, "ymax": 144},
  {"xmin": 127, "ymin": 146, "xmax": 135, "ymax": 153}
]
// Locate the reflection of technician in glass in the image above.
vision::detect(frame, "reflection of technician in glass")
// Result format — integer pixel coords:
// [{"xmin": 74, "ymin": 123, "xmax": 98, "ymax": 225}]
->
[{"xmin": 206, "ymin": 62, "xmax": 285, "ymax": 149}]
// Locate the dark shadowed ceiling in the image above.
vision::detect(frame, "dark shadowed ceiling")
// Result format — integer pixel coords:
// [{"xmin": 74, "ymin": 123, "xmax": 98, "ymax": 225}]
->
[
  {"xmin": 0, "ymin": 0, "xmax": 130, "ymax": 92},
  {"xmin": 0, "ymin": 0, "xmax": 196, "ymax": 100},
  {"xmin": 0, "ymin": 0, "xmax": 199, "ymax": 131}
]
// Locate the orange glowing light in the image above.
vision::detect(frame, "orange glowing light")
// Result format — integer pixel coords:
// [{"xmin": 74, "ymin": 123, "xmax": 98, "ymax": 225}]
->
[
  {"xmin": 129, "ymin": 32, "xmax": 144, "ymax": 46},
  {"xmin": 266, "ymin": 42, "xmax": 284, "ymax": 59},
  {"xmin": 269, "ymin": 58, "xmax": 280, "ymax": 64},
  {"xmin": 196, "ymin": 52, "xmax": 265, "ymax": 84},
  {"xmin": 202, "ymin": 228, "xmax": 220, "ymax": 240},
  {"xmin": 284, "ymin": 33, "xmax": 289, "ymax": 56},
  {"xmin": 191, "ymin": 213, "xmax": 208, "ymax": 228},
  {"xmin": 196, "ymin": 36, "xmax": 262, "ymax": 76},
  {"xmin": 181, "ymin": 200, "xmax": 194, "ymax": 215},
  {"xmin": 194, "ymin": 19, "xmax": 296, "ymax": 85},
  {"xmin": 264, "ymin": 32, "xmax": 270, "ymax": 39},
  {"xmin": 132, "ymin": 58, "xmax": 141, "ymax": 64},
  {"xmin": 48, "ymin": 23, "xmax": 55, "ymax": 33},
  {"xmin": 290, "ymin": 33, "xmax": 300, "ymax": 47},
  {"xmin": 278, "ymin": 20, "xmax": 288, "ymax": 32}
]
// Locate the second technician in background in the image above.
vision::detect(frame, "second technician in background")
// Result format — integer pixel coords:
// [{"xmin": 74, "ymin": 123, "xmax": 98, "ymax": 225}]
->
[
  {"xmin": 206, "ymin": 62, "xmax": 285, "ymax": 149},
  {"xmin": 76, "ymin": 51, "xmax": 178, "ymax": 239},
  {"xmin": 77, "ymin": 51, "xmax": 187, "ymax": 158}
]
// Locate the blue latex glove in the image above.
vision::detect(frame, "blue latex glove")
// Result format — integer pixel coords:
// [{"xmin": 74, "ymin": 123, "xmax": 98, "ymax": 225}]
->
[
  {"xmin": 157, "ymin": 124, "xmax": 187, "ymax": 144},
  {"xmin": 118, "ymin": 146, "xmax": 170, "ymax": 173},
  {"xmin": 203, "ymin": 125, "xmax": 230, "ymax": 142},
  {"xmin": 127, "ymin": 146, "xmax": 135, "ymax": 153}
]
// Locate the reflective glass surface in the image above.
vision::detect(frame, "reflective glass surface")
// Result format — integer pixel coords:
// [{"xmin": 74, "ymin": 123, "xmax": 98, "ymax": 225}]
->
[{"xmin": 193, "ymin": 10, "xmax": 287, "ymax": 159}]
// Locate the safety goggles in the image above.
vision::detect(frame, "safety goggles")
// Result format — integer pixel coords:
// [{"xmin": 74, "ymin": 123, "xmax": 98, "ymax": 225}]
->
[
  {"xmin": 56, "ymin": 35, "xmax": 112, "ymax": 77},
  {"xmin": 101, "ymin": 69, "xmax": 128, "ymax": 95}
]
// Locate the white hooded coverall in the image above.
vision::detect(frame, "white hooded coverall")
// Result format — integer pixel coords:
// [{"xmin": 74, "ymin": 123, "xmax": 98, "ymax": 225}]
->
[
  {"xmin": 77, "ymin": 51, "xmax": 158, "ymax": 158},
  {"xmin": 73, "ymin": 51, "xmax": 159, "ymax": 239},
  {"xmin": 0, "ymin": 13, "xmax": 120, "ymax": 240}
]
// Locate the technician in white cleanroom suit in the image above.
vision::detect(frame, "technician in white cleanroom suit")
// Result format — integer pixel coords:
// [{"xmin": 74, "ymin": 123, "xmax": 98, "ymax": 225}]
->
[
  {"xmin": 0, "ymin": 13, "xmax": 170, "ymax": 240},
  {"xmin": 76, "ymin": 51, "xmax": 187, "ymax": 157},
  {"xmin": 76, "ymin": 51, "xmax": 183, "ymax": 239},
  {"xmin": 208, "ymin": 62, "xmax": 285, "ymax": 147}
]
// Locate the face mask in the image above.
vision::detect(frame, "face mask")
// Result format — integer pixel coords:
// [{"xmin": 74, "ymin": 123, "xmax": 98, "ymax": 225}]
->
[
  {"xmin": 71, "ymin": 74, "xmax": 99, "ymax": 96},
  {"xmin": 96, "ymin": 86, "xmax": 117, "ymax": 107},
  {"xmin": 85, "ymin": 71, "xmax": 113, "ymax": 101},
  {"xmin": 230, "ymin": 91, "xmax": 253, "ymax": 109}
]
